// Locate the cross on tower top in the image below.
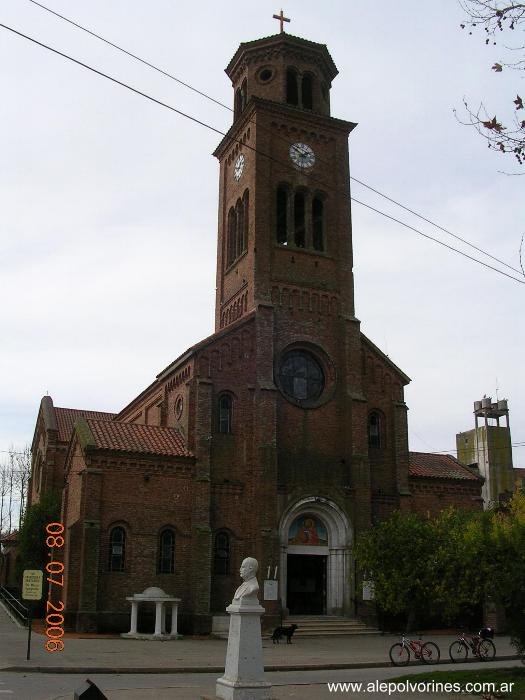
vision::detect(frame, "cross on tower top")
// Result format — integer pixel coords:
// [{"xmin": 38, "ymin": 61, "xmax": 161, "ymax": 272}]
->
[{"xmin": 272, "ymin": 9, "xmax": 290, "ymax": 33}]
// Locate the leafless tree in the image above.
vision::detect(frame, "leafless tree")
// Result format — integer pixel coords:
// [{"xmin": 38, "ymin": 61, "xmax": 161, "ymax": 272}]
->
[
  {"xmin": 0, "ymin": 445, "xmax": 31, "ymax": 536},
  {"xmin": 457, "ymin": 1, "xmax": 525, "ymax": 164},
  {"xmin": 12, "ymin": 446, "xmax": 31, "ymax": 530}
]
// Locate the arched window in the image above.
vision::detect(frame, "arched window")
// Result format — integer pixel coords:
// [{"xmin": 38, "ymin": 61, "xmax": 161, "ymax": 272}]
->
[
  {"xmin": 213, "ymin": 531, "xmax": 230, "ymax": 575},
  {"xmin": 294, "ymin": 192, "xmax": 305, "ymax": 248},
  {"xmin": 286, "ymin": 68, "xmax": 298, "ymax": 106},
  {"xmin": 234, "ymin": 89, "xmax": 242, "ymax": 120},
  {"xmin": 158, "ymin": 528, "xmax": 175, "ymax": 574},
  {"xmin": 218, "ymin": 394, "xmax": 233, "ymax": 434},
  {"xmin": 241, "ymin": 189, "xmax": 249, "ymax": 254},
  {"xmin": 235, "ymin": 199, "xmax": 244, "ymax": 259},
  {"xmin": 368, "ymin": 412, "xmax": 382, "ymax": 448},
  {"xmin": 234, "ymin": 79, "xmax": 247, "ymax": 120},
  {"xmin": 312, "ymin": 197, "xmax": 324, "ymax": 251},
  {"xmin": 240, "ymin": 78, "xmax": 247, "ymax": 112},
  {"xmin": 108, "ymin": 526, "xmax": 126, "ymax": 572},
  {"xmin": 276, "ymin": 185, "xmax": 288, "ymax": 244},
  {"xmin": 302, "ymin": 74, "xmax": 313, "ymax": 109},
  {"xmin": 227, "ymin": 207, "xmax": 237, "ymax": 266}
]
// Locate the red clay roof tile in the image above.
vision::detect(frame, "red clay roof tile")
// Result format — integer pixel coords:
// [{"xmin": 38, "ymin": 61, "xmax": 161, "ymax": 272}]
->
[
  {"xmin": 409, "ymin": 451, "xmax": 480, "ymax": 481},
  {"xmin": 55, "ymin": 407, "xmax": 115, "ymax": 442},
  {"xmin": 84, "ymin": 418, "xmax": 192, "ymax": 458}
]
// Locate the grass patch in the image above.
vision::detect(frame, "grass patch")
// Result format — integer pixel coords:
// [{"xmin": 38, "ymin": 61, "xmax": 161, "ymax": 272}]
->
[{"xmin": 392, "ymin": 667, "xmax": 525, "ymax": 697}]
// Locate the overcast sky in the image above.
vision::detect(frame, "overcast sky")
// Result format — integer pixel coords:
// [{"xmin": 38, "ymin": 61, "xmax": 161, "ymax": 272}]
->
[{"xmin": 1, "ymin": 0, "xmax": 523, "ymax": 467}]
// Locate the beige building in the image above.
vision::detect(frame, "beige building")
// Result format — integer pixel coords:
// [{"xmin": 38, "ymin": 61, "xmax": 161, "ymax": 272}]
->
[{"xmin": 457, "ymin": 398, "xmax": 514, "ymax": 508}]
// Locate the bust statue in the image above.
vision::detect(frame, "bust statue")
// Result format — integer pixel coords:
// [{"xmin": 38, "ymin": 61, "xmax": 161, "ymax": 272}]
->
[{"xmin": 232, "ymin": 557, "xmax": 259, "ymax": 603}]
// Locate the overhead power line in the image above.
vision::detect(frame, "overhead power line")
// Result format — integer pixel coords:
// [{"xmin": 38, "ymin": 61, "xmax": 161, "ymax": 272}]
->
[
  {"xmin": 1, "ymin": 21, "xmax": 524, "ymax": 285},
  {"xmin": 25, "ymin": 0, "xmax": 524, "ymax": 279},
  {"xmin": 26, "ymin": 0, "xmax": 231, "ymax": 113}
]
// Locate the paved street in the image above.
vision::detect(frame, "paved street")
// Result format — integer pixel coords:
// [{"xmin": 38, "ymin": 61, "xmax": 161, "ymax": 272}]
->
[{"xmin": 1, "ymin": 603, "xmax": 522, "ymax": 699}]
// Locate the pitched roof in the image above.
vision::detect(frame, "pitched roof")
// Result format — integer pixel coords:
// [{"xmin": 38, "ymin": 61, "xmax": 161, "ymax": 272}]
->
[
  {"xmin": 409, "ymin": 452, "xmax": 481, "ymax": 481},
  {"xmin": 55, "ymin": 407, "xmax": 115, "ymax": 442},
  {"xmin": 80, "ymin": 418, "xmax": 192, "ymax": 458}
]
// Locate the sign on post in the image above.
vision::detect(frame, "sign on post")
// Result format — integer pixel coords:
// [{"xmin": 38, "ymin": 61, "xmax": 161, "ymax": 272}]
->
[
  {"xmin": 22, "ymin": 570, "xmax": 43, "ymax": 601},
  {"xmin": 263, "ymin": 579, "xmax": 278, "ymax": 601},
  {"xmin": 22, "ymin": 569, "xmax": 43, "ymax": 661},
  {"xmin": 362, "ymin": 580, "xmax": 375, "ymax": 601}
]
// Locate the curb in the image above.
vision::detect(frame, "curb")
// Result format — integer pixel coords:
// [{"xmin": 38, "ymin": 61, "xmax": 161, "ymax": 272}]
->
[{"xmin": 1, "ymin": 654, "xmax": 520, "ymax": 674}]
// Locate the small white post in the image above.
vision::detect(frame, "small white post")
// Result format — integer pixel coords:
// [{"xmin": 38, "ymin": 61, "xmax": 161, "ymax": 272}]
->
[
  {"xmin": 154, "ymin": 602, "xmax": 163, "ymax": 636},
  {"xmin": 170, "ymin": 602, "xmax": 178, "ymax": 636},
  {"xmin": 129, "ymin": 601, "xmax": 138, "ymax": 634}
]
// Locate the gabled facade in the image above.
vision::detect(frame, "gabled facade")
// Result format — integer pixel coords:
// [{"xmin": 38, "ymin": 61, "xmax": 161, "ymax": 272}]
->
[{"xmin": 29, "ymin": 30, "xmax": 482, "ymax": 633}]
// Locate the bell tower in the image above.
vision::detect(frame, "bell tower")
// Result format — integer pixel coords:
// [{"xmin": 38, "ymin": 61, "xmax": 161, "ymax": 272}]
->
[{"xmin": 213, "ymin": 32, "xmax": 357, "ymax": 331}]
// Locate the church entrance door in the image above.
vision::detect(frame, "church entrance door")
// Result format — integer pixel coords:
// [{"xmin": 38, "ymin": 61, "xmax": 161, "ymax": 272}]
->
[
  {"xmin": 286, "ymin": 553, "xmax": 326, "ymax": 615},
  {"xmin": 280, "ymin": 497, "xmax": 352, "ymax": 616}
]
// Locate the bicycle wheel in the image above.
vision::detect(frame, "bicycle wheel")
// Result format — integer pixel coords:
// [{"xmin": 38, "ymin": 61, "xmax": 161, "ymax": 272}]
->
[
  {"xmin": 421, "ymin": 641, "xmax": 440, "ymax": 664},
  {"xmin": 389, "ymin": 642, "xmax": 410, "ymax": 666},
  {"xmin": 478, "ymin": 639, "xmax": 496, "ymax": 661},
  {"xmin": 449, "ymin": 640, "xmax": 468, "ymax": 662}
]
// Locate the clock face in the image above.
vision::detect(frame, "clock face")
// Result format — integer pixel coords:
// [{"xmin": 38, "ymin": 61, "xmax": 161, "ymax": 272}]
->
[
  {"xmin": 233, "ymin": 153, "xmax": 245, "ymax": 181},
  {"xmin": 289, "ymin": 142, "xmax": 315, "ymax": 169}
]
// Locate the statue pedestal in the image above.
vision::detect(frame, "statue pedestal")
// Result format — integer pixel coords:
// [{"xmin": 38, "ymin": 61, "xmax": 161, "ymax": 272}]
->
[{"xmin": 215, "ymin": 600, "xmax": 271, "ymax": 700}]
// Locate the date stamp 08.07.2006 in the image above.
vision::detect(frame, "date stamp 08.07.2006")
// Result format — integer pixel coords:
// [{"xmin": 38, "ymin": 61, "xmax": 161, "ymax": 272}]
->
[{"xmin": 44, "ymin": 522, "xmax": 65, "ymax": 652}]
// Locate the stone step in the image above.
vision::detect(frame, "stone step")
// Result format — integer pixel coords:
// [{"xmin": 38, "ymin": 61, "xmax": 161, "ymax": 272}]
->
[{"xmin": 265, "ymin": 616, "xmax": 381, "ymax": 637}]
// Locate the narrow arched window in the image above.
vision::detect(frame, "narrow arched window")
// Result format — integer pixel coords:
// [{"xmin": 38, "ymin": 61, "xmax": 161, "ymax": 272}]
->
[
  {"xmin": 218, "ymin": 394, "xmax": 233, "ymax": 434},
  {"xmin": 235, "ymin": 199, "xmax": 244, "ymax": 259},
  {"xmin": 241, "ymin": 190, "xmax": 249, "ymax": 254},
  {"xmin": 108, "ymin": 526, "xmax": 126, "ymax": 572},
  {"xmin": 276, "ymin": 186, "xmax": 288, "ymax": 244},
  {"xmin": 240, "ymin": 78, "xmax": 247, "ymax": 112},
  {"xmin": 302, "ymin": 74, "xmax": 313, "ymax": 109},
  {"xmin": 312, "ymin": 197, "xmax": 324, "ymax": 251},
  {"xmin": 294, "ymin": 192, "xmax": 305, "ymax": 248},
  {"xmin": 286, "ymin": 69, "xmax": 298, "ymax": 106},
  {"xmin": 227, "ymin": 207, "xmax": 237, "ymax": 267},
  {"xmin": 158, "ymin": 529, "xmax": 175, "ymax": 574},
  {"xmin": 213, "ymin": 531, "xmax": 230, "ymax": 575},
  {"xmin": 234, "ymin": 89, "xmax": 242, "ymax": 120},
  {"xmin": 368, "ymin": 412, "xmax": 382, "ymax": 448}
]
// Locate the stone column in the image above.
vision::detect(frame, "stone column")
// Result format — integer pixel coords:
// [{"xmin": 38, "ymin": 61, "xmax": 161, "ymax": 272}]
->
[
  {"xmin": 216, "ymin": 600, "xmax": 271, "ymax": 700},
  {"xmin": 154, "ymin": 602, "xmax": 163, "ymax": 636},
  {"xmin": 129, "ymin": 601, "xmax": 138, "ymax": 634},
  {"xmin": 170, "ymin": 602, "xmax": 179, "ymax": 636},
  {"xmin": 160, "ymin": 603, "xmax": 166, "ymax": 634}
]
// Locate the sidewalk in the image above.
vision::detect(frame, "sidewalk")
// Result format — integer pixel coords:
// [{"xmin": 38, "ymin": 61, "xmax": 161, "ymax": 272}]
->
[{"xmin": 0, "ymin": 603, "xmax": 519, "ymax": 675}]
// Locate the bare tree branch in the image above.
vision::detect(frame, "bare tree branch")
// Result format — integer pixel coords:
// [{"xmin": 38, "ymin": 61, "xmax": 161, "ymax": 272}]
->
[{"xmin": 459, "ymin": 1, "xmax": 525, "ymax": 164}]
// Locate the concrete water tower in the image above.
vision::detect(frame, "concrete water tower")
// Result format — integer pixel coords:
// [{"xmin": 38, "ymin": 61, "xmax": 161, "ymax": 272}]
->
[{"xmin": 456, "ymin": 397, "xmax": 514, "ymax": 508}]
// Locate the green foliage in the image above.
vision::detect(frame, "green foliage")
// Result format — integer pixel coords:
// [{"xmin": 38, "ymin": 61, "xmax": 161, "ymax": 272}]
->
[
  {"xmin": 355, "ymin": 511, "xmax": 438, "ymax": 626},
  {"xmin": 16, "ymin": 491, "xmax": 61, "ymax": 580},
  {"xmin": 486, "ymin": 491, "xmax": 525, "ymax": 657},
  {"xmin": 356, "ymin": 494, "xmax": 525, "ymax": 656}
]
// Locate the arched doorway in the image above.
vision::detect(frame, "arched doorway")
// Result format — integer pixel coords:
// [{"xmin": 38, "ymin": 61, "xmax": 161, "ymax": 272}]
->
[{"xmin": 279, "ymin": 497, "xmax": 352, "ymax": 616}]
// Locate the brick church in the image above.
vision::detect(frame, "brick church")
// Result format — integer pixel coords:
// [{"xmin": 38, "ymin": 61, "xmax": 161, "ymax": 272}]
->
[{"xmin": 28, "ymin": 28, "xmax": 482, "ymax": 633}]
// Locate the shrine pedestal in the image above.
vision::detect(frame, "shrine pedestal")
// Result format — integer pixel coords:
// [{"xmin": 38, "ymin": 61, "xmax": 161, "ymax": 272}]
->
[{"xmin": 215, "ymin": 601, "xmax": 271, "ymax": 700}]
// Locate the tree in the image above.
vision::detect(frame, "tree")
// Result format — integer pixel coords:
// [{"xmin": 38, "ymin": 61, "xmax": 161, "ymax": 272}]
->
[
  {"xmin": 486, "ymin": 491, "xmax": 525, "ymax": 656},
  {"xmin": 0, "ymin": 445, "xmax": 31, "ymax": 536},
  {"xmin": 458, "ymin": 1, "xmax": 525, "ymax": 164},
  {"xmin": 356, "ymin": 511, "xmax": 446, "ymax": 630},
  {"xmin": 17, "ymin": 491, "xmax": 60, "ymax": 575},
  {"xmin": 12, "ymin": 446, "xmax": 31, "ymax": 530},
  {"xmin": 356, "ymin": 497, "xmax": 525, "ymax": 657}
]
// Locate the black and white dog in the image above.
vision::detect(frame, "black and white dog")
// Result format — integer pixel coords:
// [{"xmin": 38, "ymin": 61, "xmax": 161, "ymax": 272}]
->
[{"xmin": 271, "ymin": 623, "xmax": 298, "ymax": 644}]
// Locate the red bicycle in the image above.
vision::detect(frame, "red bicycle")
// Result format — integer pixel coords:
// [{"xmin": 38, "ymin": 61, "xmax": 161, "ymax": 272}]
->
[{"xmin": 389, "ymin": 635, "xmax": 441, "ymax": 666}]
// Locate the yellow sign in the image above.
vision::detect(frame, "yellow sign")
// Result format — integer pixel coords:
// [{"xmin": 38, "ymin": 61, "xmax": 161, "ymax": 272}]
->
[{"xmin": 22, "ymin": 570, "xmax": 43, "ymax": 600}]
